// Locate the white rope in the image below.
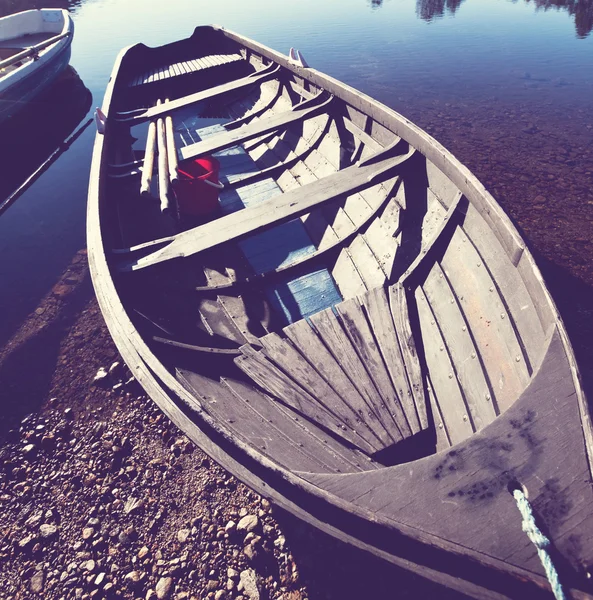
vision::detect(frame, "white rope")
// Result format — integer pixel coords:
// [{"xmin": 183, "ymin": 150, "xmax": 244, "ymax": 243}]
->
[{"xmin": 513, "ymin": 488, "xmax": 566, "ymax": 600}]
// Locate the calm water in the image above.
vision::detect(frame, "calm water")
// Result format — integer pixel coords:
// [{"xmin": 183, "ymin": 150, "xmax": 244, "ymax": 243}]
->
[{"xmin": 0, "ymin": 0, "xmax": 592, "ymax": 364}]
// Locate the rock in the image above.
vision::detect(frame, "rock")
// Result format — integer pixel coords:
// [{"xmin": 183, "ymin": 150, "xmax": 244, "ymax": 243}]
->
[
  {"xmin": 238, "ymin": 569, "xmax": 259, "ymax": 600},
  {"xmin": 94, "ymin": 572, "xmax": 106, "ymax": 586},
  {"xmin": 30, "ymin": 570, "xmax": 44, "ymax": 593},
  {"xmin": 83, "ymin": 560, "xmax": 96, "ymax": 573},
  {"xmin": 93, "ymin": 367, "xmax": 108, "ymax": 383},
  {"xmin": 23, "ymin": 443, "xmax": 37, "ymax": 456},
  {"xmin": 243, "ymin": 544, "xmax": 258, "ymax": 562},
  {"xmin": 18, "ymin": 534, "xmax": 36, "ymax": 549},
  {"xmin": 206, "ymin": 579, "xmax": 218, "ymax": 591},
  {"xmin": 82, "ymin": 527, "xmax": 95, "ymax": 540},
  {"xmin": 236, "ymin": 515, "xmax": 258, "ymax": 534},
  {"xmin": 177, "ymin": 529, "xmax": 190, "ymax": 543},
  {"xmin": 274, "ymin": 535, "xmax": 286, "ymax": 551},
  {"xmin": 146, "ymin": 591, "xmax": 157, "ymax": 600},
  {"xmin": 124, "ymin": 496, "xmax": 143, "ymax": 515},
  {"xmin": 224, "ymin": 521, "xmax": 236, "ymax": 535},
  {"xmin": 227, "ymin": 568, "xmax": 239, "ymax": 580},
  {"xmin": 155, "ymin": 576, "xmax": 173, "ymax": 599},
  {"xmin": 108, "ymin": 361, "xmax": 121, "ymax": 376},
  {"xmin": 215, "ymin": 591, "xmax": 226, "ymax": 600},
  {"xmin": 125, "ymin": 570, "xmax": 145, "ymax": 587},
  {"xmin": 39, "ymin": 524, "xmax": 58, "ymax": 539},
  {"xmin": 138, "ymin": 546, "xmax": 150, "ymax": 559},
  {"xmin": 25, "ymin": 512, "xmax": 43, "ymax": 529}
]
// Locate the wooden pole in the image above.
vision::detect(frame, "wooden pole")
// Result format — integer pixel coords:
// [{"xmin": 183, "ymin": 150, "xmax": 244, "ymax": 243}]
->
[
  {"xmin": 140, "ymin": 100, "xmax": 159, "ymax": 195},
  {"xmin": 165, "ymin": 109, "xmax": 178, "ymax": 184},
  {"xmin": 0, "ymin": 31, "xmax": 71, "ymax": 71},
  {"xmin": 156, "ymin": 113, "xmax": 169, "ymax": 213}
]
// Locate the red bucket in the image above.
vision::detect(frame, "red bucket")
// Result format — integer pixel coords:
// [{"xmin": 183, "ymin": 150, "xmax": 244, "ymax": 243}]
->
[{"xmin": 176, "ymin": 156, "xmax": 221, "ymax": 216}]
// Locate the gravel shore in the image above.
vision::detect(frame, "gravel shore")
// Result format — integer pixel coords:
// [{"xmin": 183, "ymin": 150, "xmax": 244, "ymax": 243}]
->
[{"xmin": 0, "ymin": 252, "xmax": 460, "ymax": 600}]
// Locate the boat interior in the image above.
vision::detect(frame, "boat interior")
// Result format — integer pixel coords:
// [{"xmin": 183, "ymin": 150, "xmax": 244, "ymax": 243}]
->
[{"xmin": 102, "ymin": 27, "xmax": 557, "ymax": 474}]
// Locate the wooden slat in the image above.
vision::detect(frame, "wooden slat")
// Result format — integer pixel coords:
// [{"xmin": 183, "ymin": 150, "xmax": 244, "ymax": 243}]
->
[
  {"xmin": 216, "ymin": 294, "xmax": 269, "ymax": 345},
  {"xmin": 440, "ymin": 227, "xmax": 530, "ymax": 412},
  {"xmin": 336, "ymin": 298, "xmax": 412, "ymax": 438},
  {"xmin": 426, "ymin": 373, "xmax": 451, "ymax": 451},
  {"xmin": 283, "ymin": 319, "xmax": 396, "ymax": 448},
  {"xmin": 422, "ymin": 262, "xmax": 497, "ymax": 430},
  {"xmin": 415, "ymin": 287, "xmax": 474, "ymax": 445},
  {"xmin": 235, "ymin": 346, "xmax": 376, "ymax": 451},
  {"xmin": 362, "ymin": 286, "xmax": 421, "ymax": 433},
  {"xmin": 223, "ymin": 379, "xmax": 378, "ymax": 473},
  {"xmin": 120, "ymin": 147, "xmax": 415, "ymax": 271},
  {"xmin": 309, "ymin": 308, "xmax": 403, "ymax": 444},
  {"xmin": 347, "ymin": 235, "xmax": 386, "ymax": 289},
  {"xmin": 116, "ymin": 64, "xmax": 281, "ymax": 123},
  {"xmin": 259, "ymin": 333, "xmax": 383, "ymax": 453},
  {"xmin": 388, "ymin": 283, "xmax": 429, "ymax": 429},
  {"xmin": 332, "ymin": 249, "xmax": 367, "ymax": 298},
  {"xmin": 179, "ymin": 95, "xmax": 333, "ymax": 161},
  {"xmin": 198, "ymin": 298, "xmax": 247, "ymax": 345}
]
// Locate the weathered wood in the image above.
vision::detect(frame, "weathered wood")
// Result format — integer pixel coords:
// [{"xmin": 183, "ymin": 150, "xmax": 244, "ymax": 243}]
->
[
  {"xmin": 336, "ymin": 298, "xmax": 411, "ymax": 438},
  {"xmin": 347, "ymin": 235, "xmax": 386, "ymax": 290},
  {"xmin": 309, "ymin": 308, "xmax": 403, "ymax": 444},
  {"xmin": 140, "ymin": 114, "xmax": 157, "ymax": 195},
  {"xmin": 0, "ymin": 30, "xmax": 70, "ymax": 71},
  {"xmin": 153, "ymin": 336, "xmax": 241, "ymax": 355},
  {"xmin": 164, "ymin": 109, "xmax": 178, "ymax": 184},
  {"xmin": 156, "ymin": 113, "xmax": 169, "ymax": 213},
  {"xmin": 362, "ymin": 286, "xmax": 421, "ymax": 433},
  {"xmin": 259, "ymin": 333, "xmax": 383, "ymax": 453},
  {"xmin": 388, "ymin": 283, "xmax": 429, "ymax": 429},
  {"xmin": 119, "ymin": 147, "xmax": 416, "ymax": 271},
  {"xmin": 179, "ymin": 95, "xmax": 333, "ymax": 161},
  {"xmin": 117, "ymin": 63, "xmax": 281, "ymax": 123}
]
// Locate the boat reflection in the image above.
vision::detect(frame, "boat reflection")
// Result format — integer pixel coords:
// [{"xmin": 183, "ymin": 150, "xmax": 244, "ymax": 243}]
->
[
  {"xmin": 0, "ymin": 65, "xmax": 92, "ymax": 215},
  {"xmin": 415, "ymin": 0, "xmax": 592, "ymax": 37},
  {"xmin": 0, "ymin": 0, "xmax": 81, "ymax": 18}
]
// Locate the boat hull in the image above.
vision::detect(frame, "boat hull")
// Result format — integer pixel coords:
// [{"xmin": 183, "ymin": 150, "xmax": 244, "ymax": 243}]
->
[{"xmin": 87, "ymin": 26, "xmax": 593, "ymax": 599}]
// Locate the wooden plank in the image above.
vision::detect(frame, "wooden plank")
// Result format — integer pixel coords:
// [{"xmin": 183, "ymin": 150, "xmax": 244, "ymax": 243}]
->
[
  {"xmin": 389, "ymin": 283, "xmax": 429, "ymax": 429},
  {"xmin": 179, "ymin": 95, "xmax": 333, "ymax": 161},
  {"xmin": 347, "ymin": 235, "xmax": 386, "ymax": 289},
  {"xmin": 309, "ymin": 308, "xmax": 403, "ymax": 444},
  {"xmin": 223, "ymin": 379, "xmax": 379, "ymax": 473},
  {"xmin": 415, "ymin": 287, "xmax": 475, "ymax": 444},
  {"xmin": 462, "ymin": 203, "xmax": 546, "ymax": 371},
  {"xmin": 332, "ymin": 249, "xmax": 367, "ymax": 298},
  {"xmin": 426, "ymin": 373, "xmax": 451, "ymax": 451},
  {"xmin": 336, "ymin": 298, "xmax": 412, "ymax": 438},
  {"xmin": 116, "ymin": 64, "xmax": 281, "ymax": 123},
  {"xmin": 198, "ymin": 297, "xmax": 247, "ymax": 345},
  {"xmin": 440, "ymin": 227, "xmax": 530, "ymax": 412},
  {"xmin": 259, "ymin": 333, "xmax": 383, "ymax": 453},
  {"xmin": 140, "ymin": 116, "xmax": 157, "ymax": 195},
  {"xmin": 283, "ymin": 318, "xmax": 396, "ymax": 448},
  {"xmin": 216, "ymin": 294, "xmax": 269, "ymax": 345},
  {"xmin": 235, "ymin": 346, "xmax": 377, "ymax": 451},
  {"xmin": 423, "ymin": 262, "xmax": 497, "ymax": 431},
  {"xmin": 362, "ymin": 286, "xmax": 421, "ymax": 433},
  {"xmin": 362, "ymin": 217, "xmax": 399, "ymax": 278},
  {"xmin": 343, "ymin": 117, "xmax": 383, "ymax": 152},
  {"xmin": 120, "ymin": 147, "xmax": 415, "ymax": 271}
]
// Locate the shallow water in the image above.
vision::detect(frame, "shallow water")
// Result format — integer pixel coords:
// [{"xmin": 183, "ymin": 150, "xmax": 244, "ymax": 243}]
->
[{"xmin": 0, "ymin": 0, "xmax": 592, "ymax": 373}]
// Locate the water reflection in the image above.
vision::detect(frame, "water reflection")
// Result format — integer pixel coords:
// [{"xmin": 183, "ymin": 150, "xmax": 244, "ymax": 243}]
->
[
  {"xmin": 0, "ymin": 66, "xmax": 91, "ymax": 209},
  {"xmin": 368, "ymin": 0, "xmax": 384, "ymax": 8},
  {"xmin": 0, "ymin": 0, "xmax": 81, "ymax": 18},
  {"xmin": 416, "ymin": 0, "xmax": 592, "ymax": 37}
]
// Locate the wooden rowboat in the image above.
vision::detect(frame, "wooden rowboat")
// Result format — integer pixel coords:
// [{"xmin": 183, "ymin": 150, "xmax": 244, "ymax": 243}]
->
[
  {"xmin": 0, "ymin": 9, "xmax": 73, "ymax": 125},
  {"xmin": 88, "ymin": 26, "xmax": 593, "ymax": 599}
]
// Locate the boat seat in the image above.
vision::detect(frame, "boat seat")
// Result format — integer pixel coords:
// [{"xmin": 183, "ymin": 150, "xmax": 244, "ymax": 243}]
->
[
  {"xmin": 128, "ymin": 53, "xmax": 244, "ymax": 88},
  {"xmin": 235, "ymin": 282, "xmax": 429, "ymax": 456},
  {"xmin": 177, "ymin": 369, "xmax": 380, "ymax": 474}
]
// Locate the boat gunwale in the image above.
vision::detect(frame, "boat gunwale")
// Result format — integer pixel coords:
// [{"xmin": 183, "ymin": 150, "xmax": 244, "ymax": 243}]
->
[{"xmin": 87, "ymin": 30, "xmax": 593, "ymax": 599}]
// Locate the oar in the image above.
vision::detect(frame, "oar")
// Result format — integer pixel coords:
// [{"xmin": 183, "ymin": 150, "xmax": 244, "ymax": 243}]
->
[{"xmin": 0, "ymin": 31, "xmax": 71, "ymax": 72}]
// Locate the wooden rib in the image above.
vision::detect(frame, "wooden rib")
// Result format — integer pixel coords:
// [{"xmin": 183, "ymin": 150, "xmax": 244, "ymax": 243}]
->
[
  {"xmin": 422, "ymin": 262, "xmax": 497, "ymax": 430},
  {"xmin": 116, "ymin": 64, "xmax": 280, "ymax": 123},
  {"xmin": 415, "ymin": 287, "xmax": 475, "ymax": 445},
  {"xmin": 152, "ymin": 336, "xmax": 241, "ymax": 355},
  {"xmin": 223, "ymin": 379, "xmax": 378, "ymax": 473},
  {"xmin": 343, "ymin": 117, "xmax": 384, "ymax": 152},
  {"xmin": 259, "ymin": 333, "xmax": 383, "ymax": 453},
  {"xmin": 309, "ymin": 308, "xmax": 403, "ymax": 444},
  {"xmin": 283, "ymin": 319, "xmax": 396, "ymax": 448},
  {"xmin": 389, "ymin": 283, "xmax": 429, "ymax": 429},
  {"xmin": 440, "ymin": 227, "xmax": 530, "ymax": 412},
  {"xmin": 119, "ymin": 147, "xmax": 415, "ymax": 271},
  {"xmin": 179, "ymin": 95, "xmax": 333, "ymax": 161},
  {"xmin": 335, "ymin": 298, "xmax": 411, "ymax": 438},
  {"xmin": 362, "ymin": 286, "xmax": 421, "ymax": 434},
  {"xmin": 235, "ymin": 346, "xmax": 373, "ymax": 452}
]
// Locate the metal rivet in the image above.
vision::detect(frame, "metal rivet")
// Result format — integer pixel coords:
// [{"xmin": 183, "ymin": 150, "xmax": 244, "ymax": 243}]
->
[
  {"xmin": 448, "ymin": 373, "xmax": 453, "ymax": 379},
  {"xmin": 477, "ymin": 262, "xmax": 481, "ymax": 267},
  {"xmin": 485, "ymin": 393, "xmax": 491, "ymax": 401},
  {"xmin": 438, "ymin": 423, "xmax": 444, "ymax": 429},
  {"xmin": 440, "ymin": 346, "xmax": 444, "ymax": 351},
  {"xmin": 489, "ymin": 286, "xmax": 494, "ymax": 292},
  {"xmin": 516, "ymin": 356, "xmax": 521, "ymax": 362},
  {"xmin": 431, "ymin": 320, "xmax": 435, "ymax": 325},
  {"xmin": 501, "ymin": 313, "xmax": 505, "ymax": 319},
  {"xmin": 471, "ymin": 352, "xmax": 476, "ymax": 358},
  {"xmin": 463, "ymin": 415, "xmax": 468, "ymax": 422},
  {"xmin": 450, "ymin": 298, "xmax": 455, "ymax": 304},
  {"xmin": 439, "ymin": 273, "xmax": 443, "ymax": 278},
  {"xmin": 462, "ymin": 325, "xmax": 467, "ymax": 331}
]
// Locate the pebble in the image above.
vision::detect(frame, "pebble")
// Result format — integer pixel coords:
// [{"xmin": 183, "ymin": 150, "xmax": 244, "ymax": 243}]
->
[
  {"xmin": 93, "ymin": 367, "xmax": 108, "ymax": 383},
  {"xmin": 155, "ymin": 576, "xmax": 173, "ymax": 599},
  {"xmin": 39, "ymin": 523, "xmax": 58, "ymax": 539},
  {"xmin": 125, "ymin": 570, "xmax": 145, "ymax": 586},
  {"xmin": 236, "ymin": 515, "xmax": 258, "ymax": 534},
  {"xmin": 238, "ymin": 569, "xmax": 260, "ymax": 600},
  {"xmin": 82, "ymin": 527, "xmax": 95, "ymax": 540},
  {"xmin": 23, "ymin": 443, "xmax": 37, "ymax": 456},
  {"xmin": 83, "ymin": 560, "xmax": 96, "ymax": 573},
  {"xmin": 177, "ymin": 528, "xmax": 191, "ymax": 543}
]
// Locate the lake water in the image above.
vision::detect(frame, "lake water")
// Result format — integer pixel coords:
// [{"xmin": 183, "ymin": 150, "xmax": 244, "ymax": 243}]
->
[{"xmin": 0, "ymin": 0, "xmax": 592, "ymax": 381}]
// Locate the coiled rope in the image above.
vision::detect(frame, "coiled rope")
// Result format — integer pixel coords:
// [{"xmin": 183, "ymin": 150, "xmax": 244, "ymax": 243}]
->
[{"xmin": 513, "ymin": 488, "xmax": 566, "ymax": 600}]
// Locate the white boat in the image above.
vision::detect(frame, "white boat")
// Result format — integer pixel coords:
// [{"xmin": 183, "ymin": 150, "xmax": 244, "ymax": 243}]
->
[{"xmin": 0, "ymin": 8, "xmax": 73, "ymax": 124}]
